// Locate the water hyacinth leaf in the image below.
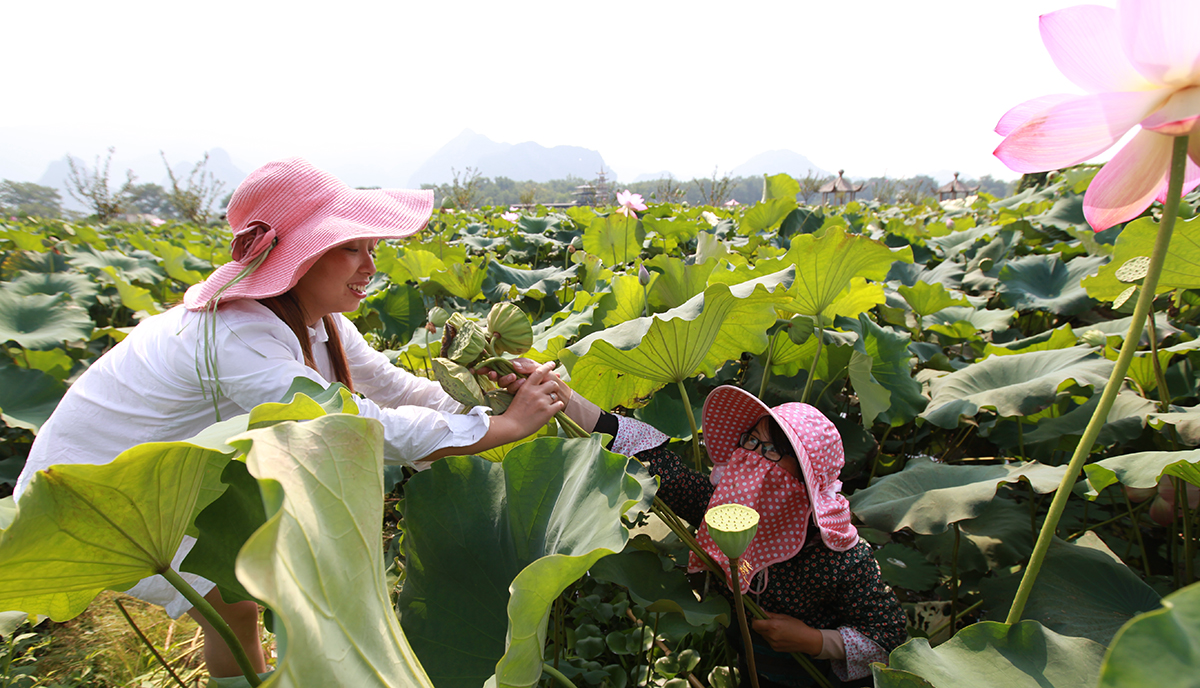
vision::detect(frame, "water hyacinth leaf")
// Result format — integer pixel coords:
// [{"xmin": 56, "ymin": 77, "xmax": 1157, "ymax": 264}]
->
[
  {"xmin": 231, "ymin": 415, "xmax": 434, "ymax": 688},
  {"xmin": 979, "ymin": 534, "xmax": 1161, "ymax": 646},
  {"xmin": 584, "ymin": 214, "xmax": 643, "ymax": 267},
  {"xmin": 898, "ymin": 282, "xmax": 971, "ymax": 318},
  {"xmin": 996, "ymin": 253, "xmax": 1106, "ymax": 316},
  {"xmin": 848, "ymin": 459, "xmax": 1066, "ymax": 535},
  {"xmin": 561, "ymin": 269, "xmax": 793, "ymax": 411},
  {"xmin": 0, "ymin": 363, "xmax": 66, "ymax": 432},
  {"xmin": 873, "ymin": 620, "xmax": 1105, "ymax": 688},
  {"xmin": 6, "ymin": 270, "xmax": 99, "ymax": 305},
  {"xmin": 362, "ymin": 283, "xmax": 425, "ymax": 342},
  {"xmin": 0, "ymin": 291, "xmax": 94, "ymax": 350},
  {"xmin": 1098, "ymin": 581, "xmax": 1200, "ymax": 688},
  {"xmin": 1082, "ymin": 215, "xmax": 1200, "ymax": 301},
  {"xmin": 769, "ymin": 228, "xmax": 911, "ymax": 318},
  {"xmin": 0, "ymin": 437, "xmax": 230, "ymax": 620},
  {"xmin": 483, "ymin": 262, "xmax": 578, "ymax": 301},
  {"xmin": 920, "ymin": 347, "xmax": 1113, "ymax": 428},
  {"xmin": 1081, "ymin": 448, "xmax": 1200, "ymax": 498},
  {"xmin": 397, "ymin": 436, "xmax": 654, "ymax": 688},
  {"xmin": 589, "ymin": 549, "xmax": 730, "ymax": 630}
]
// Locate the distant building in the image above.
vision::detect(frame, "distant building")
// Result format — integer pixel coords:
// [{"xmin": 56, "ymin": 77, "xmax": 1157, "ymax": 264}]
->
[
  {"xmin": 819, "ymin": 170, "xmax": 864, "ymax": 205},
  {"xmin": 937, "ymin": 172, "xmax": 980, "ymax": 201}
]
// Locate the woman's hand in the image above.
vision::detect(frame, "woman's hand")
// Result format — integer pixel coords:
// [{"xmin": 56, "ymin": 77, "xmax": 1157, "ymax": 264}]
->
[
  {"xmin": 499, "ymin": 361, "xmax": 565, "ymax": 434},
  {"xmin": 750, "ymin": 612, "xmax": 824, "ymax": 656},
  {"xmin": 475, "ymin": 358, "xmax": 572, "ymax": 402}
]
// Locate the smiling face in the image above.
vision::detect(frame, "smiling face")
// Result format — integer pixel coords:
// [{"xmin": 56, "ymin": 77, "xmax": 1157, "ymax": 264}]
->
[
  {"xmin": 748, "ymin": 417, "xmax": 804, "ymax": 485},
  {"xmin": 292, "ymin": 238, "xmax": 377, "ymax": 326}
]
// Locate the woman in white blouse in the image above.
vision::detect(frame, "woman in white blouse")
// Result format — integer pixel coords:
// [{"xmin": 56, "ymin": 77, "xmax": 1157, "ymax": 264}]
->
[{"xmin": 15, "ymin": 157, "xmax": 567, "ymax": 678}]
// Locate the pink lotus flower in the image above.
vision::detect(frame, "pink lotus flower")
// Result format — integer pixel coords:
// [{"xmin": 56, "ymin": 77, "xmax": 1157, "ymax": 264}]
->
[
  {"xmin": 994, "ymin": 0, "xmax": 1200, "ymax": 231},
  {"xmin": 723, "ymin": 199, "xmax": 740, "ymax": 207},
  {"xmin": 500, "ymin": 211, "xmax": 520, "ymax": 223},
  {"xmin": 615, "ymin": 190, "xmax": 647, "ymax": 217}
]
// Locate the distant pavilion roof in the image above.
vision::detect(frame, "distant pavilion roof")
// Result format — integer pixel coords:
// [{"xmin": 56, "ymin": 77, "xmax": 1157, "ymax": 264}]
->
[
  {"xmin": 819, "ymin": 170, "xmax": 864, "ymax": 205},
  {"xmin": 937, "ymin": 172, "xmax": 980, "ymax": 201}
]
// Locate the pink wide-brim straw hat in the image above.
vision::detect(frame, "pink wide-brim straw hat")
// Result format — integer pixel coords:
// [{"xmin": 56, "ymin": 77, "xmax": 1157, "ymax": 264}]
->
[
  {"xmin": 701, "ymin": 385, "xmax": 857, "ymax": 550},
  {"xmin": 184, "ymin": 157, "xmax": 434, "ymax": 310}
]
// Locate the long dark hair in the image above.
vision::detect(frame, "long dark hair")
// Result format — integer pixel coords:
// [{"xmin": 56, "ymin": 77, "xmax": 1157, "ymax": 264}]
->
[
  {"xmin": 259, "ymin": 291, "xmax": 355, "ymax": 392},
  {"xmin": 764, "ymin": 416, "xmax": 796, "ymax": 460}
]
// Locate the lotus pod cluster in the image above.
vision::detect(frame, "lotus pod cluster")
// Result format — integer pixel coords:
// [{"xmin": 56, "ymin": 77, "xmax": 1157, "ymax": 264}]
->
[
  {"xmin": 441, "ymin": 312, "xmax": 488, "ymax": 365},
  {"xmin": 487, "ymin": 302, "xmax": 534, "ymax": 356},
  {"xmin": 704, "ymin": 503, "xmax": 760, "ymax": 560},
  {"xmin": 438, "ymin": 303, "xmax": 533, "ymax": 367}
]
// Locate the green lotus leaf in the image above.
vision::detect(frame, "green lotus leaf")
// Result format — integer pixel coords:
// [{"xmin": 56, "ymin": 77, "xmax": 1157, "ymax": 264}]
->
[
  {"xmin": 0, "ymin": 226, "xmax": 47, "ymax": 251},
  {"xmin": 642, "ymin": 216, "xmax": 703, "ymax": 246},
  {"xmin": 1098, "ymin": 581, "xmax": 1200, "ymax": 688},
  {"xmin": 823, "ymin": 276, "xmax": 885, "ymax": 322},
  {"xmin": 0, "ymin": 291, "xmax": 94, "ymax": 350},
  {"xmin": 589, "ymin": 549, "xmax": 730, "ymax": 629},
  {"xmin": 924, "ymin": 224, "xmax": 1006, "ymax": 259},
  {"xmin": 632, "ymin": 379, "xmax": 706, "ymax": 440},
  {"xmin": 6, "ymin": 270, "xmax": 99, "ymax": 305},
  {"xmin": 595, "ymin": 273, "xmax": 651, "ymax": 328},
  {"xmin": 230, "ymin": 414, "xmax": 433, "ymax": 688},
  {"xmin": 695, "ymin": 231, "xmax": 738, "ymax": 265},
  {"xmin": 67, "ymin": 245, "xmax": 165, "ymax": 284},
  {"xmin": 376, "ymin": 246, "xmax": 447, "ymax": 284},
  {"xmin": 362, "ymin": 283, "xmax": 425, "ymax": 342},
  {"xmin": 525, "ymin": 305, "xmax": 597, "ymax": 364},
  {"xmin": 1082, "ymin": 214, "xmax": 1200, "ymax": 301},
  {"xmin": 584, "ymin": 214, "xmax": 644, "ymax": 267},
  {"xmin": 739, "ymin": 198, "xmax": 796, "ymax": 235},
  {"xmin": 873, "ymin": 620, "xmax": 1105, "ymax": 688},
  {"xmin": 982, "ymin": 325, "xmax": 1078, "ymax": 357},
  {"xmin": 397, "ymin": 435, "xmax": 654, "ymax": 688},
  {"xmin": 1081, "ymin": 447, "xmax": 1200, "ymax": 498},
  {"xmin": 18, "ymin": 348, "xmax": 75, "ymax": 381},
  {"xmin": 421, "ymin": 258, "xmax": 489, "ymax": 301},
  {"xmin": 1033, "ymin": 194, "xmax": 1090, "ymax": 231},
  {"xmin": 1149, "ymin": 406, "xmax": 1200, "ymax": 446},
  {"xmin": 848, "ymin": 350, "xmax": 891, "ymax": 426},
  {"xmin": 100, "ymin": 266, "xmax": 160, "ymax": 315},
  {"xmin": 483, "ymin": 262, "xmax": 578, "ymax": 301},
  {"xmin": 561, "ymin": 268, "xmax": 793, "ymax": 411},
  {"xmin": 997, "ymin": 253, "xmax": 1106, "ymax": 316},
  {"xmin": 5, "ymin": 248, "xmax": 71, "ymax": 274},
  {"xmin": 874, "ymin": 542, "xmax": 941, "ymax": 591},
  {"xmin": 1084, "ymin": 314, "xmax": 1179, "ymax": 345},
  {"xmin": 1020, "ymin": 391, "xmax": 1156, "ymax": 450},
  {"xmin": 766, "ymin": 227, "xmax": 911, "ymax": 318},
  {"xmin": 840, "ymin": 314, "xmax": 927, "ymax": 426},
  {"xmin": 922, "ymin": 306, "xmax": 1015, "ymax": 337},
  {"xmin": 0, "ymin": 362, "xmax": 66, "ymax": 432},
  {"xmin": 980, "ymin": 534, "xmax": 1161, "ymax": 646},
  {"xmin": 646, "ymin": 254, "xmax": 716, "ymax": 311},
  {"xmin": 0, "ymin": 435, "xmax": 230, "ymax": 620},
  {"xmin": 920, "ymin": 347, "xmax": 1113, "ymax": 428},
  {"xmin": 913, "ymin": 497, "xmax": 1034, "ymax": 574},
  {"xmin": 898, "ymin": 281, "xmax": 971, "ymax": 318},
  {"xmin": 761, "ymin": 173, "xmax": 800, "ymax": 202},
  {"xmin": 848, "ymin": 458, "xmax": 1066, "ymax": 535},
  {"xmin": 143, "ymin": 241, "xmax": 206, "ymax": 285}
]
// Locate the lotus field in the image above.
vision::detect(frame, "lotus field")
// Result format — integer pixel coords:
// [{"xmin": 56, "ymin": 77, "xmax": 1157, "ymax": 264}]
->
[{"xmin": 1, "ymin": 166, "xmax": 1199, "ymax": 686}]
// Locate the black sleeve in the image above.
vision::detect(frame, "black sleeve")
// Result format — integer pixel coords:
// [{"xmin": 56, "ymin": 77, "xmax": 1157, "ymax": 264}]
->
[{"xmin": 634, "ymin": 445, "xmax": 715, "ymax": 527}]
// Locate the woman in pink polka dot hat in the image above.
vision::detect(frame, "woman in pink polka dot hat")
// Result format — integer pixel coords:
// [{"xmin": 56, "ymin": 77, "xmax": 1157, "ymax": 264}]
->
[{"xmin": 553, "ymin": 383, "xmax": 907, "ymax": 687}]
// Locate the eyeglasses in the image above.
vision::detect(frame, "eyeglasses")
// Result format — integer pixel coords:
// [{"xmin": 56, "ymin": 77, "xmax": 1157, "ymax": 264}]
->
[{"xmin": 738, "ymin": 432, "xmax": 783, "ymax": 462}]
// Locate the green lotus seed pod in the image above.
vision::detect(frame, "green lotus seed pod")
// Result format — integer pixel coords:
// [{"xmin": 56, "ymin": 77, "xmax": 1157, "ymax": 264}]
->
[
  {"xmin": 1079, "ymin": 329, "xmax": 1107, "ymax": 348},
  {"xmin": 704, "ymin": 503, "xmax": 760, "ymax": 560},
  {"xmin": 431, "ymin": 357, "xmax": 487, "ymax": 408},
  {"xmin": 428, "ymin": 306, "xmax": 450, "ymax": 328},
  {"xmin": 788, "ymin": 315, "xmax": 816, "ymax": 346},
  {"xmin": 442, "ymin": 312, "xmax": 488, "ymax": 365},
  {"xmin": 486, "ymin": 302, "xmax": 534, "ymax": 356}
]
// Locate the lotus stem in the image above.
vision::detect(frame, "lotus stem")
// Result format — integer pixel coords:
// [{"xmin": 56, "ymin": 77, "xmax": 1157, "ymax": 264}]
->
[
  {"xmin": 800, "ymin": 324, "xmax": 824, "ymax": 404},
  {"xmin": 1005, "ymin": 134, "xmax": 1190, "ymax": 625},
  {"xmin": 1179, "ymin": 477, "xmax": 1195, "ymax": 585},
  {"xmin": 728, "ymin": 557, "xmax": 761, "ymax": 688},
  {"xmin": 928, "ymin": 599, "xmax": 984, "ymax": 641},
  {"xmin": 1122, "ymin": 489, "xmax": 1152, "ymax": 578},
  {"xmin": 1016, "ymin": 416, "xmax": 1025, "ymax": 460},
  {"xmin": 677, "ymin": 380, "xmax": 703, "ymax": 472},
  {"xmin": 1146, "ymin": 311, "xmax": 1171, "ymax": 413},
  {"xmin": 160, "ymin": 568, "xmax": 262, "ymax": 686},
  {"xmin": 759, "ymin": 330, "xmax": 778, "ymax": 401},
  {"xmin": 115, "ymin": 599, "xmax": 189, "ymax": 688},
  {"xmin": 542, "ymin": 662, "xmax": 579, "ymax": 688}
]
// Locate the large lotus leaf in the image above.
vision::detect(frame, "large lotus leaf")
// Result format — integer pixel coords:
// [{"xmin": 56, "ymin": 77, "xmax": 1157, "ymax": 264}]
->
[
  {"xmin": 147, "ymin": 241, "xmax": 206, "ymax": 285},
  {"xmin": 848, "ymin": 458, "xmax": 1066, "ymax": 535},
  {"xmin": 913, "ymin": 497, "xmax": 1034, "ymax": 573},
  {"xmin": 229, "ymin": 415, "xmax": 433, "ymax": 688},
  {"xmin": 362, "ymin": 283, "xmax": 425, "ymax": 342},
  {"xmin": 1082, "ymin": 214, "xmax": 1200, "ymax": 301},
  {"xmin": 632, "ymin": 379, "xmax": 705, "ymax": 440},
  {"xmin": 980, "ymin": 534, "xmax": 1161, "ymax": 646},
  {"xmin": 739, "ymin": 198, "xmax": 796, "ymax": 235},
  {"xmin": 1084, "ymin": 314, "xmax": 1179, "ymax": 346},
  {"xmin": 997, "ymin": 253, "xmax": 1106, "ymax": 316},
  {"xmin": 642, "ymin": 216, "xmax": 703, "ymax": 246},
  {"xmin": 762, "ymin": 173, "xmax": 800, "ymax": 202},
  {"xmin": 596, "ymin": 273, "xmax": 652, "ymax": 328},
  {"xmin": 0, "ymin": 437, "xmax": 230, "ymax": 620},
  {"xmin": 1021, "ymin": 391, "xmax": 1156, "ymax": 449},
  {"xmin": 923, "ymin": 224, "xmax": 1006, "ymax": 259},
  {"xmin": 759, "ymin": 326, "xmax": 856, "ymax": 381},
  {"xmin": 67, "ymin": 245, "xmax": 165, "ymax": 284},
  {"xmin": 100, "ymin": 266, "xmax": 160, "ymax": 315},
  {"xmin": 848, "ymin": 350, "xmax": 891, "ymax": 426},
  {"xmin": 0, "ymin": 362, "xmax": 66, "ymax": 432},
  {"xmin": 0, "ymin": 291, "xmax": 94, "ymax": 350},
  {"xmin": 822, "ymin": 277, "xmax": 885, "ymax": 322},
  {"xmin": 767, "ymin": 228, "xmax": 911, "ymax": 317},
  {"xmin": 20, "ymin": 348, "xmax": 75, "ymax": 381},
  {"xmin": 922, "ymin": 306, "xmax": 1015, "ymax": 337},
  {"xmin": 1098, "ymin": 581, "xmax": 1200, "ymax": 688},
  {"xmin": 584, "ymin": 214, "xmax": 644, "ymax": 267},
  {"xmin": 1082, "ymin": 447, "xmax": 1200, "ymax": 497},
  {"xmin": 873, "ymin": 620, "xmax": 1105, "ymax": 688},
  {"xmin": 646, "ymin": 254, "xmax": 715, "ymax": 311},
  {"xmin": 1149, "ymin": 405, "xmax": 1200, "ymax": 446},
  {"xmin": 484, "ymin": 262, "xmax": 578, "ymax": 301},
  {"xmin": 590, "ymin": 549, "xmax": 730, "ymax": 628},
  {"xmin": 888, "ymin": 259, "xmax": 965, "ymax": 291},
  {"xmin": 561, "ymin": 268, "xmax": 793, "ymax": 411},
  {"xmin": 179, "ymin": 459, "xmax": 265, "ymax": 605},
  {"xmin": 840, "ymin": 314, "xmax": 928, "ymax": 426},
  {"xmin": 397, "ymin": 435, "xmax": 655, "ymax": 688},
  {"xmin": 6, "ymin": 270, "xmax": 99, "ymax": 305},
  {"xmin": 920, "ymin": 347, "xmax": 1113, "ymax": 428},
  {"xmin": 898, "ymin": 281, "xmax": 971, "ymax": 318},
  {"xmin": 874, "ymin": 542, "xmax": 942, "ymax": 591},
  {"xmin": 376, "ymin": 246, "xmax": 447, "ymax": 284},
  {"xmin": 524, "ymin": 306, "xmax": 597, "ymax": 364},
  {"xmin": 1034, "ymin": 195, "xmax": 1090, "ymax": 231},
  {"xmin": 421, "ymin": 259, "xmax": 489, "ymax": 301},
  {"xmin": 983, "ymin": 326, "xmax": 1078, "ymax": 357}
]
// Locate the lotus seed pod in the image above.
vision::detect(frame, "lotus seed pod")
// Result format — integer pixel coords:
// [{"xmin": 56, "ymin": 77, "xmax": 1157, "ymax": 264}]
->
[
  {"xmin": 486, "ymin": 302, "xmax": 534, "ymax": 356},
  {"xmin": 431, "ymin": 357, "xmax": 487, "ymax": 408},
  {"xmin": 442, "ymin": 312, "xmax": 488, "ymax": 365},
  {"xmin": 1079, "ymin": 329, "xmax": 1107, "ymax": 348},
  {"xmin": 704, "ymin": 503, "xmax": 760, "ymax": 560},
  {"xmin": 788, "ymin": 315, "xmax": 816, "ymax": 346},
  {"xmin": 428, "ymin": 306, "xmax": 450, "ymax": 328}
]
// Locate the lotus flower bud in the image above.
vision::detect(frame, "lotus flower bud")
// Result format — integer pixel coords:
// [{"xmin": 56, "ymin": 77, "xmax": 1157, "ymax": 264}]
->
[
  {"xmin": 486, "ymin": 302, "xmax": 534, "ymax": 356},
  {"xmin": 788, "ymin": 315, "xmax": 816, "ymax": 346},
  {"xmin": 428, "ymin": 306, "xmax": 450, "ymax": 328},
  {"xmin": 704, "ymin": 503, "xmax": 760, "ymax": 560},
  {"xmin": 432, "ymin": 357, "xmax": 487, "ymax": 408},
  {"xmin": 1079, "ymin": 329, "xmax": 1106, "ymax": 348},
  {"xmin": 638, "ymin": 264, "xmax": 652, "ymax": 287},
  {"xmin": 441, "ymin": 312, "xmax": 488, "ymax": 366}
]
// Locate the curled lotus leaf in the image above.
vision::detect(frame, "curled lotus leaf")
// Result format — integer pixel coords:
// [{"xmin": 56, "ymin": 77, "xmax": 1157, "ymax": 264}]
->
[{"xmin": 432, "ymin": 357, "xmax": 486, "ymax": 408}]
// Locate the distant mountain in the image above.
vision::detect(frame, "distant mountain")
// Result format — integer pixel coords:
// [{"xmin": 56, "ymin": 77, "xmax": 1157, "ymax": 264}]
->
[
  {"xmin": 409, "ymin": 130, "xmax": 608, "ymax": 186},
  {"xmin": 163, "ymin": 148, "xmax": 245, "ymax": 196},
  {"xmin": 731, "ymin": 150, "xmax": 831, "ymax": 179},
  {"xmin": 632, "ymin": 170, "xmax": 678, "ymax": 183}
]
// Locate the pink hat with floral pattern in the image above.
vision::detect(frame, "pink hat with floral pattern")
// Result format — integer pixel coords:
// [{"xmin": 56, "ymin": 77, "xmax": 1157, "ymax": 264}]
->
[
  {"xmin": 183, "ymin": 157, "xmax": 433, "ymax": 310},
  {"xmin": 701, "ymin": 385, "xmax": 857, "ymax": 551}
]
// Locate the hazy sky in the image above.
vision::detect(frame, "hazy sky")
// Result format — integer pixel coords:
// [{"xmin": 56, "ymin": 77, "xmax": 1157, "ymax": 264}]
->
[{"xmin": 3, "ymin": 0, "xmax": 1086, "ymax": 187}]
